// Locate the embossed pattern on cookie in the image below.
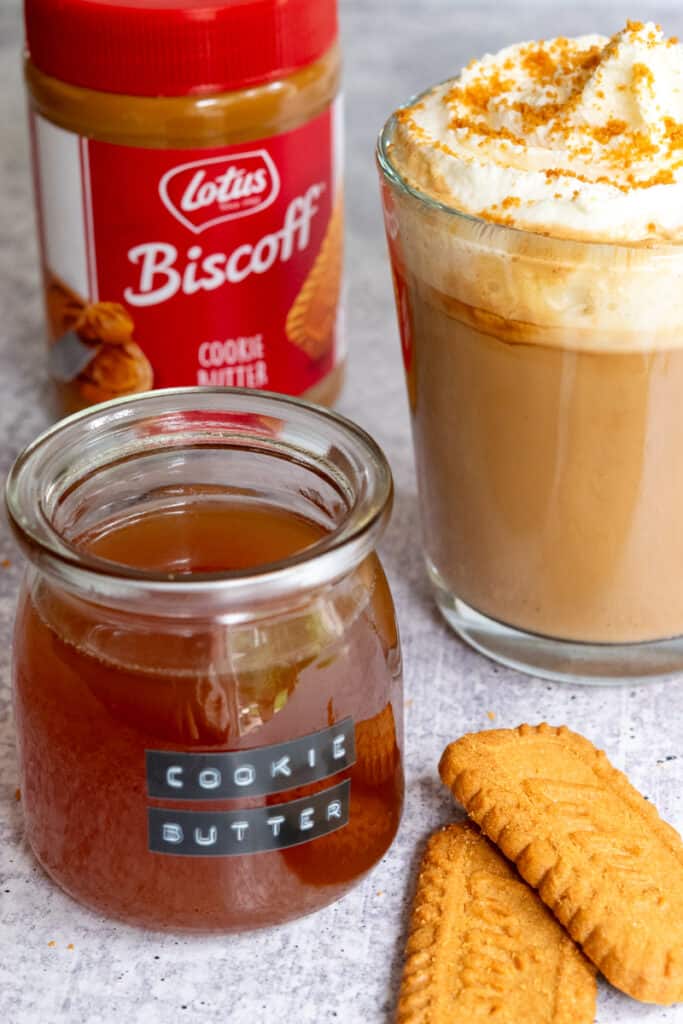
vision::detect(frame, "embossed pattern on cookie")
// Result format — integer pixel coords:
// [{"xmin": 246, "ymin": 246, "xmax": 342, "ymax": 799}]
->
[
  {"xmin": 398, "ymin": 822, "xmax": 596, "ymax": 1024},
  {"xmin": 439, "ymin": 723, "xmax": 683, "ymax": 1005}
]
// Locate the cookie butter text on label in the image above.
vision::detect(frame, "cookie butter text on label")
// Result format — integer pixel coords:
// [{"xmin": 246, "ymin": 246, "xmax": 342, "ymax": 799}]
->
[
  {"xmin": 146, "ymin": 717, "xmax": 356, "ymax": 800},
  {"xmin": 149, "ymin": 780, "xmax": 351, "ymax": 857}
]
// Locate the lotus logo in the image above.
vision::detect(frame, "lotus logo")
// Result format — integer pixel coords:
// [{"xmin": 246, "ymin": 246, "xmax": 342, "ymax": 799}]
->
[{"xmin": 159, "ymin": 151, "xmax": 280, "ymax": 233}]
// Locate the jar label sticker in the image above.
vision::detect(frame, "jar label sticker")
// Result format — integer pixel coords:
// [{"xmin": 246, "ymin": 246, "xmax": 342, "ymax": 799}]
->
[
  {"xmin": 148, "ymin": 778, "xmax": 350, "ymax": 857},
  {"xmin": 30, "ymin": 96, "xmax": 343, "ymax": 404},
  {"xmin": 146, "ymin": 717, "xmax": 356, "ymax": 800}
]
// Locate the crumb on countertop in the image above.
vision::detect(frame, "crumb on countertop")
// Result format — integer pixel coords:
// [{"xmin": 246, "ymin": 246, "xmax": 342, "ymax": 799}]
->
[{"xmin": 487, "ymin": 711, "xmax": 496, "ymax": 721}]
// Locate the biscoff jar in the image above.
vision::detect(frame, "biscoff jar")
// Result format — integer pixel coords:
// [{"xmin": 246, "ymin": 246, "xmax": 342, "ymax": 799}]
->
[{"xmin": 24, "ymin": 0, "xmax": 344, "ymax": 414}]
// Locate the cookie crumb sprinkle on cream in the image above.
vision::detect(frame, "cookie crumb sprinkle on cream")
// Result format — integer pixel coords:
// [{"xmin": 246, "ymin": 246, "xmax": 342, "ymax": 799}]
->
[{"xmin": 390, "ymin": 21, "xmax": 683, "ymax": 241}]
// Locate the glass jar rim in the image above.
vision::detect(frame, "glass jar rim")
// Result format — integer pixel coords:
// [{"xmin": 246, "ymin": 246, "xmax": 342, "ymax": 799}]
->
[
  {"xmin": 376, "ymin": 87, "xmax": 683, "ymax": 255},
  {"xmin": 5, "ymin": 387, "xmax": 393, "ymax": 610}
]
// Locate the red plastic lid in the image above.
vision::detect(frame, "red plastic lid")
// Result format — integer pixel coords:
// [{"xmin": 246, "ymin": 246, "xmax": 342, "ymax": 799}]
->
[{"xmin": 25, "ymin": 0, "xmax": 338, "ymax": 97}]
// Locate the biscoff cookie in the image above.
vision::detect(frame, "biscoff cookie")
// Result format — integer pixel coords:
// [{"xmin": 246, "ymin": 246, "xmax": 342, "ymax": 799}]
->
[
  {"xmin": 286, "ymin": 195, "xmax": 343, "ymax": 360},
  {"xmin": 398, "ymin": 822, "xmax": 596, "ymax": 1023},
  {"xmin": 439, "ymin": 723, "xmax": 683, "ymax": 1005}
]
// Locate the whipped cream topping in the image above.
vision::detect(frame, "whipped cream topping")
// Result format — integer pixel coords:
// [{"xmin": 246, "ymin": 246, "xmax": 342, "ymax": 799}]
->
[{"xmin": 390, "ymin": 21, "xmax": 683, "ymax": 242}]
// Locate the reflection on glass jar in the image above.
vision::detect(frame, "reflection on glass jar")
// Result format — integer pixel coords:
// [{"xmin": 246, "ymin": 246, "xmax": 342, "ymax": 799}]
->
[{"xmin": 7, "ymin": 388, "xmax": 403, "ymax": 931}]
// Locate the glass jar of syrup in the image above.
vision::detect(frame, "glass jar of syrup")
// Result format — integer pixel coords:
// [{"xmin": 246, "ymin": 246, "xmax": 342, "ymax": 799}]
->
[{"xmin": 6, "ymin": 388, "xmax": 402, "ymax": 931}]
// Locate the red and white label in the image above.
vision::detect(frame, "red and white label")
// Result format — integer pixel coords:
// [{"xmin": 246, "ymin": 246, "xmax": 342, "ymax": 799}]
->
[{"xmin": 31, "ymin": 101, "xmax": 343, "ymax": 395}]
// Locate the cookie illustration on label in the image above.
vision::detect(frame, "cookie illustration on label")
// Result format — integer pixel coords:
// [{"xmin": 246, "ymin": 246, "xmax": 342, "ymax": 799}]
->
[
  {"xmin": 286, "ymin": 194, "xmax": 343, "ymax": 360},
  {"xmin": 45, "ymin": 276, "xmax": 153, "ymax": 406},
  {"xmin": 398, "ymin": 822, "xmax": 596, "ymax": 1023}
]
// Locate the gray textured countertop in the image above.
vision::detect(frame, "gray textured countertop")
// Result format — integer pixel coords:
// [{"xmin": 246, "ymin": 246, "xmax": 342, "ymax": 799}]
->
[{"xmin": 1, "ymin": 1, "xmax": 683, "ymax": 1021}]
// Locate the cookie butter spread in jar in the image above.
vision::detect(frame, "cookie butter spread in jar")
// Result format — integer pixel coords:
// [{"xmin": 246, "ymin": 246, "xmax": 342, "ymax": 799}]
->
[{"xmin": 24, "ymin": 0, "xmax": 343, "ymax": 413}]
